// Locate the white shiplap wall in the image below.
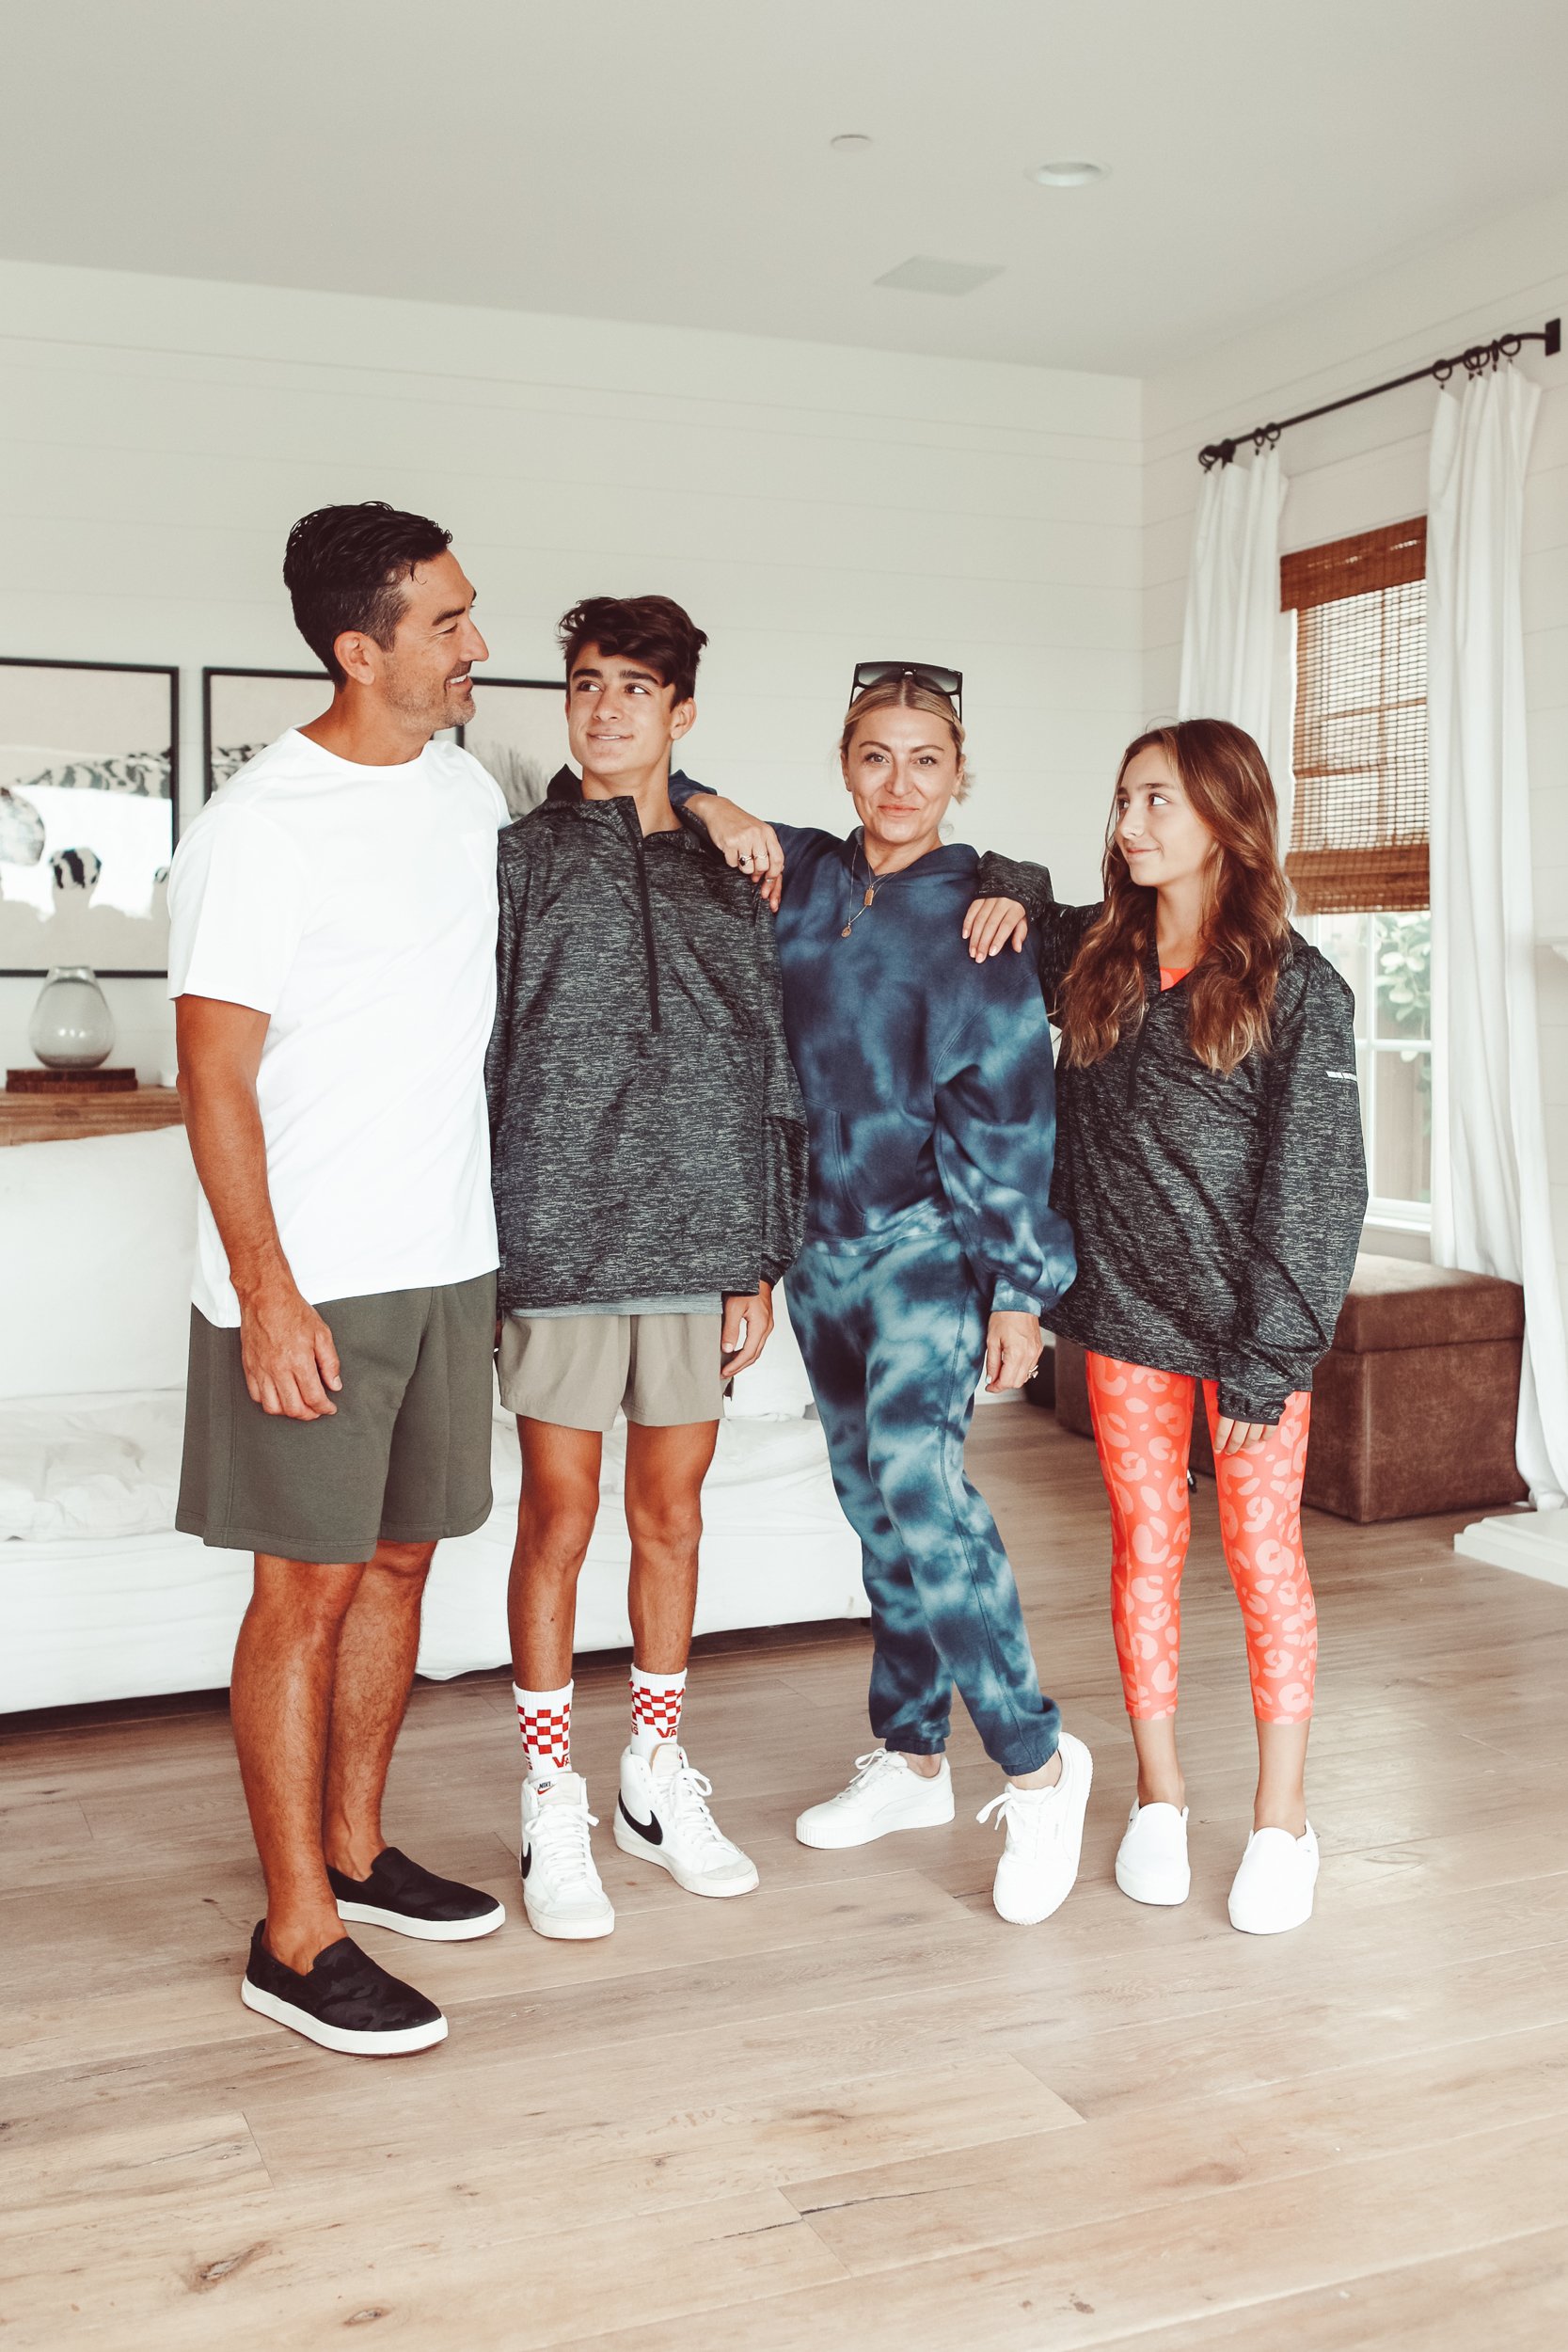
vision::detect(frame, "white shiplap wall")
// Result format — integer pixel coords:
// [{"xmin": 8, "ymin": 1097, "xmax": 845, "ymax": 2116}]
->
[
  {"xmin": 1143, "ymin": 186, "xmax": 1568, "ymax": 1311},
  {"xmin": 0, "ymin": 260, "xmax": 1143, "ymax": 1077}
]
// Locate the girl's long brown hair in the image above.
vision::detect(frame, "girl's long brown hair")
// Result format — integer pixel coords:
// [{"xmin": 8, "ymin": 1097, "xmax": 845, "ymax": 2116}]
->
[{"xmin": 1057, "ymin": 719, "xmax": 1292, "ymax": 1075}]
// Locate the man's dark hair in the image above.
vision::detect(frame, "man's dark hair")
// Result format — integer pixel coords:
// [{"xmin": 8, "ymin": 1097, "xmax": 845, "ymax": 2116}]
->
[
  {"xmin": 557, "ymin": 595, "xmax": 707, "ymax": 706},
  {"xmin": 283, "ymin": 501, "xmax": 453, "ymax": 686}
]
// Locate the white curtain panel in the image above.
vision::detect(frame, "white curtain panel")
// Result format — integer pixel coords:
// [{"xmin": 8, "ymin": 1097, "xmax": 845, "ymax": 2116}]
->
[
  {"xmin": 1428, "ymin": 364, "xmax": 1568, "ymax": 1505},
  {"xmin": 1178, "ymin": 446, "xmax": 1294, "ymax": 845}
]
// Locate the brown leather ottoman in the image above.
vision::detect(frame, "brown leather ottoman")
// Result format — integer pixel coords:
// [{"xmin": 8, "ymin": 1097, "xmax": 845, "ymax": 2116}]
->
[
  {"xmin": 1053, "ymin": 1257, "xmax": 1528, "ymax": 1521},
  {"xmin": 1305, "ymin": 1255, "xmax": 1528, "ymax": 1521}
]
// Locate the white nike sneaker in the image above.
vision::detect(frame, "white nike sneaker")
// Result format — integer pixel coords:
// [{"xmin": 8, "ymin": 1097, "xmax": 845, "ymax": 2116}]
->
[
  {"xmin": 613, "ymin": 1744, "xmax": 760, "ymax": 1899},
  {"xmin": 795, "ymin": 1748, "xmax": 956, "ymax": 1850},
  {"xmin": 978, "ymin": 1731, "xmax": 1094, "ymax": 1925},
  {"xmin": 1115, "ymin": 1800, "xmax": 1191, "ymax": 1906},
  {"xmin": 1227, "ymin": 1821, "xmax": 1319, "ymax": 1934},
  {"xmin": 520, "ymin": 1772, "xmax": 615, "ymax": 1941}
]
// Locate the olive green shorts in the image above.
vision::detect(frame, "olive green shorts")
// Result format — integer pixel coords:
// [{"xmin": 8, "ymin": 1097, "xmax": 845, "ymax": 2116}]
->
[
  {"xmin": 498, "ymin": 1311, "xmax": 725, "ymax": 1432},
  {"xmin": 177, "ymin": 1272, "xmax": 497, "ymax": 1565}
]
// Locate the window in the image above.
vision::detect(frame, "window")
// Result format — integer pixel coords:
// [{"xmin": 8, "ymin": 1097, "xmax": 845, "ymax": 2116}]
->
[
  {"xmin": 1304, "ymin": 908, "xmax": 1431, "ymax": 1218},
  {"xmin": 1282, "ymin": 519, "xmax": 1431, "ymax": 1221}
]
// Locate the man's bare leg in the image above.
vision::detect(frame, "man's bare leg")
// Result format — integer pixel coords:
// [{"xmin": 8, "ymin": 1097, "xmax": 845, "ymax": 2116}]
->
[
  {"xmin": 322, "ymin": 1538, "xmax": 437, "ymax": 1881},
  {"xmin": 509, "ymin": 1422, "xmax": 604, "ymax": 1688},
  {"xmin": 616, "ymin": 1417, "xmax": 756, "ymax": 1893},
  {"xmin": 623, "ymin": 1420, "xmax": 719, "ymax": 1672},
  {"xmin": 230, "ymin": 1553, "xmax": 365, "ymax": 1974}
]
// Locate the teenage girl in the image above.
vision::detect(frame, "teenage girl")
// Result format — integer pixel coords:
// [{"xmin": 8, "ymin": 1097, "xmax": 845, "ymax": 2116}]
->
[{"xmin": 967, "ymin": 719, "xmax": 1367, "ymax": 1934}]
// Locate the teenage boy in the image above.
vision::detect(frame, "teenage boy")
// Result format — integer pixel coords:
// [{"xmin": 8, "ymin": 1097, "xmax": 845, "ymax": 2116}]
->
[
  {"xmin": 169, "ymin": 502, "xmax": 510, "ymax": 2057},
  {"xmin": 486, "ymin": 595, "xmax": 807, "ymax": 1940}
]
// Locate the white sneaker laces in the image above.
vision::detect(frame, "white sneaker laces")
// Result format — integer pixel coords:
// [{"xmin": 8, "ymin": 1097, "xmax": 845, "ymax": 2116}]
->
[
  {"xmin": 663, "ymin": 1756, "xmax": 736, "ymax": 1856},
  {"xmin": 531, "ymin": 1793, "xmax": 601, "ymax": 1887},
  {"xmin": 977, "ymin": 1781, "xmax": 1057, "ymax": 1851},
  {"xmin": 844, "ymin": 1748, "xmax": 907, "ymax": 1795}
]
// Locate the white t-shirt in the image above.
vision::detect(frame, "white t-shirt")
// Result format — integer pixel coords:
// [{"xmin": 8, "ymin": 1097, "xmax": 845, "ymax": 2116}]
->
[{"xmin": 167, "ymin": 728, "xmax": 508, "ymax": 1326}]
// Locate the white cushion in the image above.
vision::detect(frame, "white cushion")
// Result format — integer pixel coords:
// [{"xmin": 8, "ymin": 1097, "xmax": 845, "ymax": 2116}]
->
[
  {"xmin": 726, "ymin": 1279, "xmax": 815, "ymax": 1419},
  {"xmin": 0, "ymin": 1127, "xmax": 198, "ymax": 1400},
  {"xmin": 0, "ymin": 1390, "xmax": 183, "ymax": 1539}
]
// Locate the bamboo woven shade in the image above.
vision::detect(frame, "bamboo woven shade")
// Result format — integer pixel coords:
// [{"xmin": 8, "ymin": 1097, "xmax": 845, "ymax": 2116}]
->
[{"xmin": 1281, "ymin": 517, "xmax": 1429, "ymax": 914}]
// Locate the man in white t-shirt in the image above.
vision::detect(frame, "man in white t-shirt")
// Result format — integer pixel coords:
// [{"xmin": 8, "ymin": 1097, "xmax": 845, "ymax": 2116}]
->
[{"xmin": 168, "ymin": 502, "xmax": 511, "ymax": 2058}]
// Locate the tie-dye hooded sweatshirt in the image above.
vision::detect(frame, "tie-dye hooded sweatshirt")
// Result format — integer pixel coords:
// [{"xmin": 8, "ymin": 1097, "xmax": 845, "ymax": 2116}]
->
[{"xmin": 670, "ymin": 780, "xmax": 1076, "ymax": 1318}]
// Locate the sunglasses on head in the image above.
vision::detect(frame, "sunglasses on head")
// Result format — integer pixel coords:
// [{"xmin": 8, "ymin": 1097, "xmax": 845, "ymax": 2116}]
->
[{"xmin": 850, "ymin": 660, "xmax": 963, "ymax": 719}]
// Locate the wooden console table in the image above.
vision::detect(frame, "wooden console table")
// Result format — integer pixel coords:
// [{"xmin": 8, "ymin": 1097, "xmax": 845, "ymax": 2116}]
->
[{"xmin": 0, "ymin": 1088, "xmax": 185, "ymax": 1147}]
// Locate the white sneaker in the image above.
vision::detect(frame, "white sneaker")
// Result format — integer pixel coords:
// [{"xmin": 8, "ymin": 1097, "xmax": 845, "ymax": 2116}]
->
[
  {"xmin": 795, "ymin": 1749, "xmax": 956, "ymax": 1850},
  {"xmin": 979, "ymin": 1731, "xmax": 1093, "ymax": 1926},
  {"xmin": 520, "ymin": 1772, "xmax": 615, "ymax": 1941},
  {"xmin": 613, "ymin": 1744, "xmax": 760, "ymax": 1899},
  {"xmin": 1227, "ymin": 1821, "xmax": 1319, "ymax": 1934},
  {"xmin": 1115, "ymin": 1800, "xmax": 1191, "ymax": 1907}
]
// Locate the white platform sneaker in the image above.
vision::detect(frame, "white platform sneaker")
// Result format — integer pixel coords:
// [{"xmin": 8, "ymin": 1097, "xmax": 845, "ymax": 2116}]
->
[
  {"xmin": 1227, "ymin": 1821, "xmax": 1319, "ymax": 1934},
  {"xmin": 795, "ymin": 1749, "xmax": 956, "ymax": 1850},
  {"xmin": 520, "ymin": 1772, "xmax": 615, "ymax": 1941},
  {"xmin": 613, "ymin": 1743, "xmax": 760, "ymax": 1898},
  {"xmin": 1115, "ymin": 1800, "xmax": 1192, "ymax": 1906},
  {"xmin": 979, "ymin": 1731, "xmax": 1094, "ymax": 1925}
]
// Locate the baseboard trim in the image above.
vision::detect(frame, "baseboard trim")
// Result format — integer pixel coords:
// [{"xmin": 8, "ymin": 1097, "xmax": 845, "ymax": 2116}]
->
[{"xmin": 1454, "ymin": 1509, "xmax": 1568, "ymax": 1589}]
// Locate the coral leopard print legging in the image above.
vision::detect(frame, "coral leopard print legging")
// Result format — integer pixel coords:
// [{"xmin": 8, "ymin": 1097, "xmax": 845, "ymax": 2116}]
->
[{"xmin": 1085, "ymin": 1352, "xmax": 1317, "ymax": 1724}]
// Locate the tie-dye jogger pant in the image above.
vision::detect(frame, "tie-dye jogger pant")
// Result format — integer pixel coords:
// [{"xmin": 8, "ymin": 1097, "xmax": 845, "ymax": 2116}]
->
[{"xmin": 786, "ymin": 1207, "xmax": 1060, "ymax": 1779}]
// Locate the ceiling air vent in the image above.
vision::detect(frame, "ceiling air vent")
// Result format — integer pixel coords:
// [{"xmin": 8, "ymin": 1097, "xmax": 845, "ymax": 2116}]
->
[{"xmin": 873, "ymin": 256, "xmax": 1003, "ymax": 297}]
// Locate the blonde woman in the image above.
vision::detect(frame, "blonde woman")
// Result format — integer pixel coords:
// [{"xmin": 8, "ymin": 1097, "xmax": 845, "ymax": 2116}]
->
[{"xmin": 671, "ymin": 665, "xmax": 1090, "ymax": 1928}]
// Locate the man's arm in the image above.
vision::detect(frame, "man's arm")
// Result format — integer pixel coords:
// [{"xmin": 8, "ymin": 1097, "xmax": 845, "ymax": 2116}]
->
[
  {"xmin": 668, "ymin": 775, "xmax": 824, "ymax": 914},
  {"xmin": 175, "ymin": 995, "xmax": 341, "ymax": 1422}
]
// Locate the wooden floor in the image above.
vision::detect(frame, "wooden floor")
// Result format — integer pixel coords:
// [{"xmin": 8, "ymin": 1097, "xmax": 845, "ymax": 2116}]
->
[{"xmin": 5, "ymin": 1410, "xmax": 1568, "ymax": 2351}]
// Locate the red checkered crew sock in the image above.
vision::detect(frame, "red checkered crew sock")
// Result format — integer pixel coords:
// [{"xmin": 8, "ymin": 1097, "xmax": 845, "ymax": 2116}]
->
[
  {"xmin": 629, "ymin": 1665, "xmax": 687, "ymax": 1759},
  {"xmin": 515, "ymin": 1679, "xmax": 573, "ymax": 1787}
]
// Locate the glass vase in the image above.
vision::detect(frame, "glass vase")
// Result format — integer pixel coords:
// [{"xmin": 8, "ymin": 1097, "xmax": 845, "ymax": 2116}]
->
[{"xmin": 29, "ymin": 966, "xmax": 117, "ymax": 1071}]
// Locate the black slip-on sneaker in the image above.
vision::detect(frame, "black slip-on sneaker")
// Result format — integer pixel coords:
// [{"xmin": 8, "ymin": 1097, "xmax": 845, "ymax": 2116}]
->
[
  {"xmin": 240, "ymin": 1922, "xmax": 448, "ymax": 2057},
  {"xmin": 327, "ymin": 1846, "xmax": 506, "ymax": 1942}
]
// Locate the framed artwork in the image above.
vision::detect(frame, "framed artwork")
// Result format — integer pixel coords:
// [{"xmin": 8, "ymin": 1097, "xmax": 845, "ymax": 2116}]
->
[
  {"xmin": 458, "ymin": 676, "xmax": 567, "ymax": 817},
  {"xmin": 0, "ymin": 657, "xmax": 180, "ymax": 979},
  {"xmin": 202, "ymin": 666, "xmax": 328, "ymax": 797}
]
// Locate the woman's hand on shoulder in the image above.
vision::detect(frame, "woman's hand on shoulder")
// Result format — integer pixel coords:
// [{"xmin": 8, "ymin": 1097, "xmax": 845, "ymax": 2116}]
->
[
  {"xmin": 985, "ymin": 1310, "xmax": 1044, "ymax": 1392},
  {"xmin": 962, "ymin": 897, "xmax": 1029, "ymax": 962},
  {"xmin": 696, "ymin": 797, "xmax": 784, "ymax": 912}
]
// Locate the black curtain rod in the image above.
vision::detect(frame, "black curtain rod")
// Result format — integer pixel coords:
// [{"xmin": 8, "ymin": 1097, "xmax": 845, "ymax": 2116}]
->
[{"xmin": 1197, "ymin": 317, "xmax": 1561, "ymax": 470}]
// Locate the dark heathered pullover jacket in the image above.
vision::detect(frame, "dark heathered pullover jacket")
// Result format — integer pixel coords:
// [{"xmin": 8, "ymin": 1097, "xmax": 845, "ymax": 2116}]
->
[
  {"xmin": 974, "ymin": 853, "xmax": 1368, "ymax": 1423},
  {"xmin": 485, "ymin": 770, "xmax": 808, "ymax": 1314}
]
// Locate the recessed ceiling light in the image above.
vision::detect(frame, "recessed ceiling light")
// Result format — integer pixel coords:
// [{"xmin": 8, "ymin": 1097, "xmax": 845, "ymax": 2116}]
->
[
  {"xmin": 1031, "ymin": 160, "xmax": 1108, "ymax": 187},
  {"xmin": 830, "ymin": 133, "xmax": 875, "ymax": 153},
  {"xmin": 874, "ymin": 255, "xmax": 1004, "ymax": 298}
]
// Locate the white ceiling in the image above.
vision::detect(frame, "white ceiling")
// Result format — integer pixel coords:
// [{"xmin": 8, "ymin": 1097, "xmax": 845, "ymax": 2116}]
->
[{"xmin": 6, "ymin": 0, "xmax": 1567, "ymax": 376}]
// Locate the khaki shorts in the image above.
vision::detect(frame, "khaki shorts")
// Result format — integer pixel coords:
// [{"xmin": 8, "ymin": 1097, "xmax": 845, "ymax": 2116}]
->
[
  {"xmin": 177, "ymin": 1273, "xmax": 497, "ymax": 1565},
  {"xmin": 498, "ymin": 1311, "xmax": 724, "ymax": 1432}
]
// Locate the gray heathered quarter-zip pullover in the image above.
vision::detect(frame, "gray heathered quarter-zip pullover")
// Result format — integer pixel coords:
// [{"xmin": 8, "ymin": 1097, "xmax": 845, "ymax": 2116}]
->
[
  {"xmin": 974, "ymin": 854, "xmax": 1368, "ymax": 1423},
  {"xmin": 485, "ymin": 770, "xmax": 808, "ymax": 1315}
]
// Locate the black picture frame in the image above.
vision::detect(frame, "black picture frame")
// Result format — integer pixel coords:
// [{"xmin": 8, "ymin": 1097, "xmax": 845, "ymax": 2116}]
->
[
  {"xmin": 457, "ymin": 675, "xmax": 567, "ymax": 817},
  {"xmin": 0, "ymin": 655, "xmax": 181, "ymax": 979},
  {"xmin": 202, "ymin": 665, "xmax": 329, "ymax": 799}
]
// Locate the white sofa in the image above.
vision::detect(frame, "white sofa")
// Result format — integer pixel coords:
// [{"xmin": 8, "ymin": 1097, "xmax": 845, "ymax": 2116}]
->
[{"xmin": 0, "ymin": 1127, "xmax": 866, "ymax": 1715}]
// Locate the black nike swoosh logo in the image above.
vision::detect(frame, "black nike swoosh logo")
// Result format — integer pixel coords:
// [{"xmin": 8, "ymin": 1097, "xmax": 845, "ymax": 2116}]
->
[
  {"xmin": 520, "ymin": 1843, "xmax": 531, "ymax": 1879},
  {"xmin": 617, "ymin": 1794, "xmax": 663, "ymax": 1847}
]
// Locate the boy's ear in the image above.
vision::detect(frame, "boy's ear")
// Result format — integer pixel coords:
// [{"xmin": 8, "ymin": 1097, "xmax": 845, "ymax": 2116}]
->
[{"xmin": 669, "ymin": 696, "xmax": 696, "ymax": 742}]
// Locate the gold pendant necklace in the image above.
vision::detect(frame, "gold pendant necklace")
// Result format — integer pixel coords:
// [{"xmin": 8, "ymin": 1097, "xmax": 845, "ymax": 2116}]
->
[{"xmin": 840, "ymin": 850, "xmax": 878, "ymax": 941}]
